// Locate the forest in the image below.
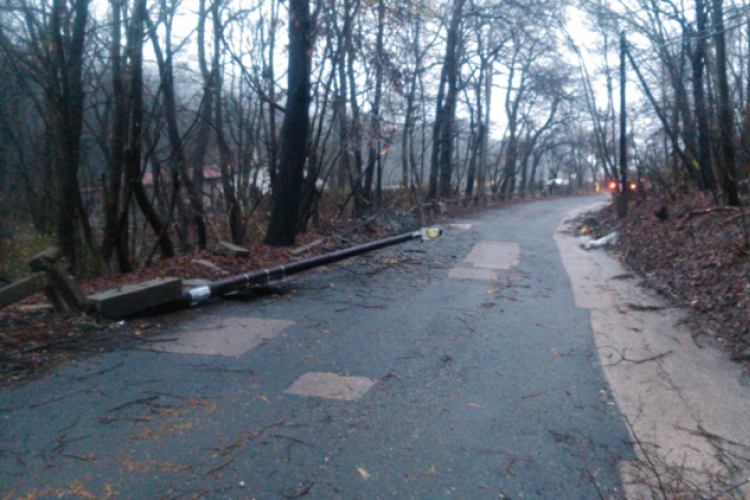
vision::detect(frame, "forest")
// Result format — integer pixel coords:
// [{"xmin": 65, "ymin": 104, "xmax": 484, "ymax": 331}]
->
[{"xmin": 0, "ymin": 0, "xmax": 749, "ymax": 276}]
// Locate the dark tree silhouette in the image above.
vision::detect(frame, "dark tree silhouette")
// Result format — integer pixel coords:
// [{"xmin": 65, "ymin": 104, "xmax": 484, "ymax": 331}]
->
[{"xmin": 264, "ymin": 0, "xmax": 312, "ymax": 246}]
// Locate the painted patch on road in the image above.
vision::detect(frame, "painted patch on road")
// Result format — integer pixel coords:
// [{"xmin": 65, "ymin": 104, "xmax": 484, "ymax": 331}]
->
[
  {"xmin": 152, "ymin": 317, "xmax": 295, "ymax": 356},
  {"xmin": 463, "ymin": 241, "xmax": 521, "ymax": 270},
  {"xmin": 447, "ymin": 268, "xmax": 497, "ymax": 281},
  {"xmin": 447, "ymin": 223, "xmax": 473, "ymax": 230},
  {"xmin": 285, "ymin": 372, "xmax": 377, "ymax": 400}
]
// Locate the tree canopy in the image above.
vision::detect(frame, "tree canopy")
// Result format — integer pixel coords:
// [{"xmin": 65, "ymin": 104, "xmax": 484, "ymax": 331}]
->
[{"xmin": 1, "ymin": 0, "xmax": 748, "ymax": 272}]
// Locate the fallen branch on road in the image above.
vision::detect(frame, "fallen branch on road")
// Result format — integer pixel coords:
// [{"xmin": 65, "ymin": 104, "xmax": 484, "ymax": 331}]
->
[
  {"xmin": 685, "ymin": 206, "xmax": 739, "ymax": 219},
  {"xmin": 601, "ymin": 346, "xmax": 673, "ymax": 367}
]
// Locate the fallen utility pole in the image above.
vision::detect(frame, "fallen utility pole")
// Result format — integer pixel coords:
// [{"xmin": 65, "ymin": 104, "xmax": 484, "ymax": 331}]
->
[{"xmin": 183, "ymin": 226, "xmax": 445, "ymax": 307}]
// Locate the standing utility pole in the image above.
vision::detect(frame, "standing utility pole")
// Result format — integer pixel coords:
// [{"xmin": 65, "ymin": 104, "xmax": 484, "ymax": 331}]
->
[{"xmin": 618, "ymin": 32, "xmax": 628, "ymax": 219}]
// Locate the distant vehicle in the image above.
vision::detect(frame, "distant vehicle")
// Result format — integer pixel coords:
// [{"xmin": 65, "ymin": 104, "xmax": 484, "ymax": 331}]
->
[{"xmin": 606, "ymin": 179, "xmax": 638, "ymax": 193}]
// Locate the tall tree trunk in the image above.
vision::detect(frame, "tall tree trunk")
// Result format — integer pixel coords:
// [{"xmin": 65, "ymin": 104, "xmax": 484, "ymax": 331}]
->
[
  {"xmin": 528, "ymin": 141, "xmax": 548, "ymax": 195},
  {"xmin": 50, "ymin": 0, "xmax": 89, "ymax": 268},
  {"xmin": 212, "ymin": 0, "xmax": 241, "ymax": 242},
  {"xmin": 692, "ymin": 0, "xmax": 716, "ymax": 192},
  {"xmin": 265, "ymin": 0, "xmax": 280, "ymax": 190},
  {"xmin": 465, "ymin": 80, "xmax": 481, "ymax": 198},
  {"xmin": 428, "ymin": 0, "xmax": 465, "ymax": 200},
  {"xmin": 713, "ymin": 0, "xmax": 740, "ymax": 205},
  {"xmin": 618, "ymin": 31, "xmax": 628, "ymax": 219},
  {"xmin": 401, "ymin": 83, "xmax": 415, "ymax": 189},
  {"xmin": 401, "ymin": 9, "xmax": 422, "ymax": 190},
  {"xmin": 438, "ymin": 0, "xmax": 464, "ymax": 199},
  {"xmin": 190, "ymin": 0, "xmax": 217, "ymax": 249},
  {"xmin": 500, "ymin": 132, "xmax": 518, "ymax": 195},
  {"xmin": 344, "ymin": 0, "xmax": 365, "ymax": 215},
  {"xmin": 518, "ymin": 136, "xmax": 531, "ymax": 198},
  {"xmin": 103, "ymin": 0, "xmax": 131, "ymax": 271},
  {"xmin": 475, "ymin": 63, "xmax": 492, "ymax": 204},
  {"xmin": 264, "ymin": 0, "xmax": 311, "ymax": 246},
  {"xmin": 362, "ymin": 0, "xmax": 385, "ymax": 209},
  {"xmin": 126, "ymin": 0, "xmax": 175, "ymax": 259},
  {"xmin": 144, "ymin": 6, "xmax": 208, "ymax": 253},
  {"xmin": 740, "ymin": 9, "xmax": 750, "ymax": 181},
  {"xmin": 500, "ymin": 48, "xmax": 525, "ymax": 196},
  {"xmin": 428, "ymin": 76, "xmax": 447, "ymax": 200},
  {"xmin": 335, "ymin": 36, "xmax": 350, "ymax": 190},
  {"xmin": 519, "ymin": 96, "xmax": 559, "ymax": 197},
  {"xmin": 299, "ymin": 41, "xmax": 336, "ymax": 230}
]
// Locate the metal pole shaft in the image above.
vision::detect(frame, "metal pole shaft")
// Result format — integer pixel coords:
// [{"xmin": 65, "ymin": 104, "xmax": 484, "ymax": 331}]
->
[{"xmin": 184, "ymin": 229, "xmax": 431, "ymax": 306}]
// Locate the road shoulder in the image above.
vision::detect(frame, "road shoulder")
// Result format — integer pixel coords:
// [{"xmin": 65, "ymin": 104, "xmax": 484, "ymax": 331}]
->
[{"xmin": 555, "ymin": 203, "xmax": 750, "ymax": 499}]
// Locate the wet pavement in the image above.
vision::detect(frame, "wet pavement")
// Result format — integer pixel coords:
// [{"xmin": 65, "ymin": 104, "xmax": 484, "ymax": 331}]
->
[{"xmin": 1, "ymin": 195, "xmax": 634, "ymax": 499}]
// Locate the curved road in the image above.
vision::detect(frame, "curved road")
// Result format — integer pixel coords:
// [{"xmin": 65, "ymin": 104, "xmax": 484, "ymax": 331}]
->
[{"xmin": 1, "ymin": 195, "xmax": 634, "ymax": 499}]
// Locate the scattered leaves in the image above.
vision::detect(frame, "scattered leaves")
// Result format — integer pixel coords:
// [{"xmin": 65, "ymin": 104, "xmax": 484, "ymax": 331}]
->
[
  {"xmin": 357, "ymin": 467, "xmax": 371, "ymax": 479},
  {"xmin": 593, "ymin": 191, "xmax": 750, "ymax": 359}
]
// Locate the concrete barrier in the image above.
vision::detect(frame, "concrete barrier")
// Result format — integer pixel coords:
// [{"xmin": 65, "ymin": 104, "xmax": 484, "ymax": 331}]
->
[{"xmin": 89, "ymin": 277, "xmax": 183, "ymax": 318}]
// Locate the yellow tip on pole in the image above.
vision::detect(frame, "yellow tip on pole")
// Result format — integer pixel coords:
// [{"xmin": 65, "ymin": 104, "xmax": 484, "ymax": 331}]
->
[{"xmin": 426, "ymin": 227, "xmax": 443, "ymax": 239}]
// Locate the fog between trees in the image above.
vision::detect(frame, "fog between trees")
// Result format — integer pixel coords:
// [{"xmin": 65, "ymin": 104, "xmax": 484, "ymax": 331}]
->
[{"xmin": 0, "ymin": 0, "xmax": 747, "ymax": 273}]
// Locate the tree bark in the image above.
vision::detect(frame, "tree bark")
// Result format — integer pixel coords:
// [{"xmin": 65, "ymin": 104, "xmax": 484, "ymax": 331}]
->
[
  {"xmin": 264, "ymin": 0, "xmax": 311, "ymax": 246},
  {"xmin": 428, "ymin": 0, "xmax": 465, "ymax": 200},
  {"xmin": 103, "ymin": 0, "xmax": 131, "ymax": 271},
  {"xmin": 499, "ymin": 39, "xmax": 533, "ymax": 196},
  {"xmin": 49, "ymin": 0, "xmax": 89, "ymax": 268},
  {"xmin": 126, "ymin": 0, "xmax": 175, "ymax": 259},
  {"xmin": 519, "ymin": 97, "xmax": 559, "ymax": 197},
  {"xmin": 618, "ymin": 31, "xmax": 628, "ymax": 219},
  {"xmin": 144, "ymin": 5, "xmax": 208, "ymax": 253},
  {"xmin": 335, "ymin": 21, "xmax": 350, "ymax": 191},
  {"xmin": 344, "ymin": 0, "xmax": 365, "ymax": 215},
  {"xmin": 691, "ymin": 0, "xmax": 716, "ymax": 192},
  {"xmin": 362, "ymin": 0, "xmax": 385, "ymax": 209},
  {"xmin": 713, "ymin": 0, "xmax": 740, "ymax": 206},
  {"xmin": 475, "ymin": 63, "xmax": 492, "ymax": 204},
  {"xmin": 211, "ymin": 0, "xmax": 242, "ymax": 243},
  {"xmin": 465, "ymin": 79, "xmax": 482, "ymax": 198},
  {"xmin": 401, "ymin": 9, "xmax": 423, "ymax": 191}
]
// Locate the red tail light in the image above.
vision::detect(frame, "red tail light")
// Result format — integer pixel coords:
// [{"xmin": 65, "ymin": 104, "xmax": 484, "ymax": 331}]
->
[{"xmin": 607, "ymin": 181, "xmax": 617, "ymax": 191}]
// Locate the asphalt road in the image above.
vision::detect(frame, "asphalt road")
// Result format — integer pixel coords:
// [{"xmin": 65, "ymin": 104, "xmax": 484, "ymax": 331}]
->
[{"xmin": 1, "ymin": 195, "xmax": 634, "ymax": 499}]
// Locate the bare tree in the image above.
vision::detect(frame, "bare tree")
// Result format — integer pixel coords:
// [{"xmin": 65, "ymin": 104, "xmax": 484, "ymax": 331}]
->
[
  {"xmin": 580, "ymin": 0, "xmax": 746, "ymax": 202},
  {"xmin": 0, "ymin": 0, "xmax": 93, "ymax": 267},
  {"xmin": 428, "ymin": 0, "xmax": 466, "ymax": 200},
  {"xmin": 264, "ymin": 0, "xmax": 312, "ymax": 246},
  {"xmin": 143, "ymin": 0, "xmax": 208, "ymax": 254},
  {"xmin": 123, "ymin": 0, "xmax": 175, "ymax": 260},
  {"xmin": 712, "ymin": 0, "xmax": 740, "ymax": 205}
]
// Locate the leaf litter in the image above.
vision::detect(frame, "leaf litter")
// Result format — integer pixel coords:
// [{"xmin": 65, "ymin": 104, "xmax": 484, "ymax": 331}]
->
[{"xmin": 591, "ymin": 191, "xmax": 750, "ymax": 370}]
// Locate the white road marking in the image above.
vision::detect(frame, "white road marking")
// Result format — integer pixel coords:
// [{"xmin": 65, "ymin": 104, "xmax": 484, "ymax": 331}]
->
[
  {"xmin": 285, "ymin": 372, "xmax": 377, "ymax": 400},
  {"xmin": 152, "ymin": 317, "xmax": 295, "ymax": 356},
  {"xmin": 462, "ymin": 241, "xmax": 521, "ymax": 270}
]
